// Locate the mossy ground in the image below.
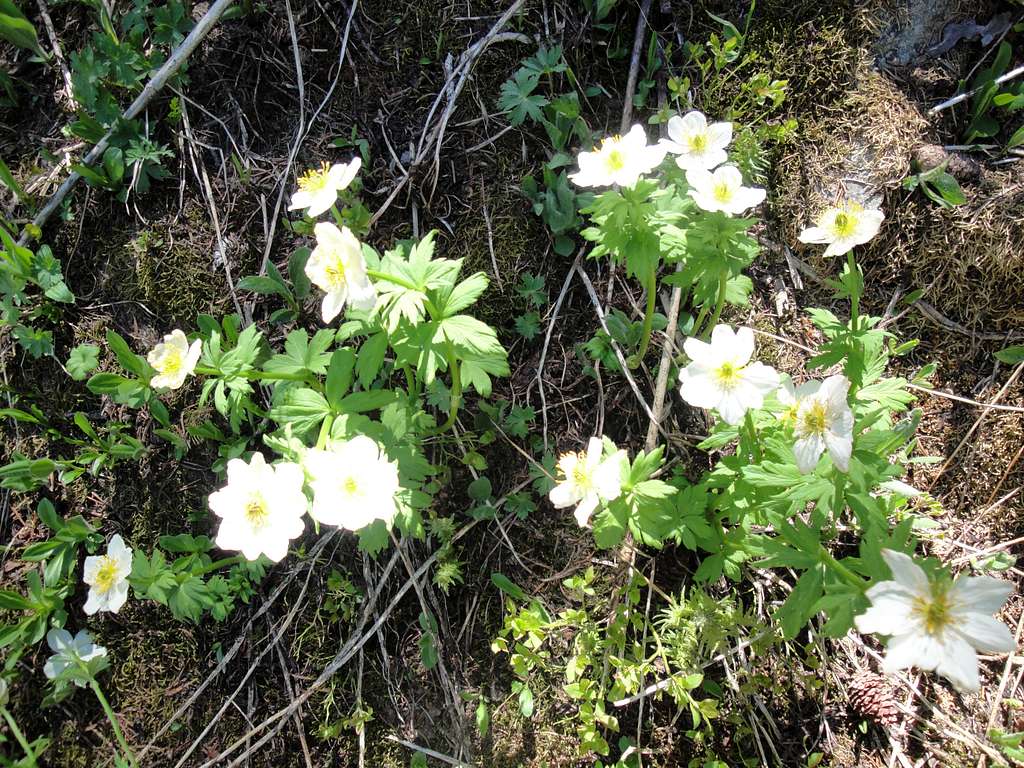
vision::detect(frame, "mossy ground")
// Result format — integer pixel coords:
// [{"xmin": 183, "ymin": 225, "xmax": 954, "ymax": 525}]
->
[{"xmin": 1, "ymin": 0, "xmax": 1023, "ymax": 766}]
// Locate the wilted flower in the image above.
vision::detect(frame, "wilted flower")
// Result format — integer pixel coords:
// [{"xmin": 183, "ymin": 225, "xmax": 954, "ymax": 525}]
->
[
  {"xmin": 208, "ymin": 453, "xmax": 307, "ymax": 563},
  {"xmin": 569, "ymin": 125, "xmax": 667, "ymax": 189},
  {"xmin": 147, "ymin": 330, "xmax": 201, "ymax": 390},
  {"xmin": 305, "ymin": 222, "xmax": 377, "ymax": 324},
  {"xmin": 288, "ymin": 158, "xmax": 361, "ymax": 219},
  {"xmin": 660, "ymin": 111, "xmax": 732, "ymax": 171},
  {"xmin": 798, "ymin": 201, "xmax": 884, "ymax": 257},
  {"xmin": 784, "ymin": 374, "xmax": 854, "ymax": 474},
  {"xmin": 855, "ymin": 549, "xmax": 1015, "ymax": 693},
  {"xmin": 83, "ymin": 534, "xmax": 133, "ymax": 615},
  {"xmin": 685, "ymin": 165, "xmax": 766, "ymax": 215},
  {"xmin": 549, "ymin": 436, "xmax": 627, "ymax": 526},
  {"xmin": 304, "ymin": 436, "xmax": 401, "ymax": 531},
  {"xmin": 678, "ymin": 325, "xmax": 779, "ymax": 425},
  {"xmin": 43, "ymin": 629, "xmax": 108, "ymax": 687}
]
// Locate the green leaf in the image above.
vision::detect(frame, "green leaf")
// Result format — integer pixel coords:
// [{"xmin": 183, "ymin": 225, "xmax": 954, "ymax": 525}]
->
[
  {"xmin": 0, "ymin": 0, "xmax": 45, "ymax": 57},
  {"xmin": 106, "ymin": 329, "xmax": 148, "ymax": 378},
  {"xmin": 995, "ymin": 345, "xmax": 1024, "ymax": 365},
  {"xmin": 468, "ymin": 476, "xmax": 492, "ymax": 501},
  {"xmin": 441, "ymin": 271, "xmax": 489, "ymax": 316},
  {"xmin": 167, "ymin": 576, "xmax": 211, "ymax": 622},
  {"xmin": 0, "ymin": 155, "xmax": 28, "ymax": 207},
  {"xmin": 237, "ymin": 274, "xmax": 291, "ymax": 298},
  {"xmin": 777, "ymin": 565, "xmax": 824, "ymax": 639},
  {"xmin": 491, "ymin": 572, "xmax": 529, "ymax": 601},
  {"xmin": 591, "ymin": 503, "xmax": 628, "ymax": 549},
  {"xmin": 498, "ymin": 69, "xmax": 548, "ymax": 125},
  {"xmin": 338, "ymin": 390, "xmax": 397, "ymax": 414},
  {"xmin": 66, "ymin": 343, "xmax": 100, "ymax": 380},
  {"xmin": 268, "ymin": 387, "xmax": 331, "ymax": 432},
  {"xmin": 356, "ymin": 332, "xmax": 388, "ymax": 388},
  {"xmin": 325, "ymin": 348, "xmax": 356, "ymax": 404},
  {"xmin": 418, "ymin": 611, "xmax": 438, "ymax": 670},
  {"xmin": 288, "ymin": 247, "xmax": 312, "ymax": 299}
]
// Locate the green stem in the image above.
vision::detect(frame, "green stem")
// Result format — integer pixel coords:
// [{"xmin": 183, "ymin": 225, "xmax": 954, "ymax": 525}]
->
[
  {"xmin": 401, "ymin": 364, "xmax": 418, "ymax": 397},
  {"xmin": 316, "ymin": 414, "xmax": 336, "ymax": 449},
  {"xmin": 193, "ymin": 366, "xmax": 309, "ymax": 383},
  {"xmin": 189, "ymin": 554, "xmax": 246, "ymax": 579},
  {"xmin": 629, "ymin": 269, "xmax": 659, "ymax": 369},
  {"xmin": 330, "ymin": 203, "xmax": 345, "ymax": 228},
  {"xmin": 701, "ymin": 270, "xmax": 729, "ymax": 340},
  {"xmin": 1, "ymin": 707, "xmax": 38, "ymax": 767},
  {"xmin": 743, "ymin": 411, "xmax": 762, "ymax": 462},
  {"xmin": 819, "ymin": 547, "xmax": 866, "ymax": 592},
  {"xmin": 364, "ymin": 269, "xmax": 417, "ymax": 293},
  {"xmin": 89, "ymin": 679, "xmax": 138, "ymax": 768},
  {"xmin": 428, "ymin": 346, "xmax": 461, "ymax": 435},
  {"xmin": 846, "ymin": 250, "xmax": 860, "ymax": 333}
]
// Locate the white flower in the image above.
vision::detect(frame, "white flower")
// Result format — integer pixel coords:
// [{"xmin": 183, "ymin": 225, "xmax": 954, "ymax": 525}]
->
[
  {"xmin": 786, "ymin": 374, "xmax": 854, "ymax": 474},
  {"xmin": 549, "ymin": 437, "xmax": 627, "ymax": 527},
  {"xmin": 569, "ymin": 125, "xmax": 667, "ymax": 189},
  {"xmin": 288, "ymin": 158, "xmax": 361, "ymax": 219},
  {"xmin": 685, "ymin": 165, "xmax": 766, "ymax": 215},
  {"xmin": 82, "ymin": 534, "xmax": 133, "ymax": 615},
  {"xmin": 798, "ymin": 201, "xmax": 884, "ymax": 257},
  {"xmin": 678, "ymin": 325, "xmax": 780, "ymax": 425},
  {"xmin": 660, "ymin": 111, "xmax": 732, "ymax": 171},
  {"xmin": 208, "ymin": 453, "xmax": 307, "ymax": 563},
  {"xmin": 43, "ymin": 629, "xmax": 107, "ymax": 687},
  {"xmin": 147, "ymin": 329, "xmax": 201, "ymax": 390},
  {"xmin": 305, "ymin": 222, "xmax": 377, "ymax": 324},
  {"xmin": 304, "ymin": 436, "xmax": 401, "ymax": 531},
  {"xmin": 855, "ymin": 549, "xmax": 1015, "ymax": 693}
]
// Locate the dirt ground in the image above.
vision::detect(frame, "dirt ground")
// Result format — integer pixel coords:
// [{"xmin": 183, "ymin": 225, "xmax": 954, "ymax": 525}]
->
[{"xmin": 2, "ymin": 0, "xmax": 1024, "ymax": 766}]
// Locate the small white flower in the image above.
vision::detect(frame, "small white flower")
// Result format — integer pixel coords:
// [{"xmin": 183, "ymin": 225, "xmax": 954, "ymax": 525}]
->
[
  {"xmin": 147, "ymin": 330, "xmax": 201, "ymax": 390},
  {"xmin": 208, "ymin": 453, "xmax": 307, "ymax": 563},
  {"xmin": 678, "ymin": 325, "xmax": 780, "ymax": 425},
  {"xmin": 43, "ymin": 629, "xmax": 107, "ymax": 687},
  {"xmin": 549, "ymin": 437, "xmax": 627, "ymax": 527},
  {"xmin": 569, "ymin": 125, "xmax": 667, "ymax": 189},
  {"xmin": 288, "ymin": 158, "xmax": 361, "ymax": 219},
  {"xmin": 685, "ymin": 165, "xmax": 766, "ymax": 215},
  {"xmin": 798, "ymin": 201, "xmax": 884, "ymax": 257},
  {"xmin": 787, "ymin": 374, "xmax": 854, "ymax": 474},
  {"xmin": 305, "ymin": 222, "xmax": 377, "ymax": 324},
  {"xmin": 855, "ymin": 549, "xmax": 1015, "ymax": 693},
  {"xmin": 82, "ymin": 534, "xmax": 133, "ymax": 615},
  {"xmin": 660, "ymin": 111, "xmax": 732, "ymax": 171},
  {"xmin": 304, "ymin": 436, "xmax": 401, "ymax": 531}
]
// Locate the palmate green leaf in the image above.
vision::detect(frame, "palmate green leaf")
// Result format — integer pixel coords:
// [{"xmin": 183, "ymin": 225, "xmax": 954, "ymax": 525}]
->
[
  {"xmin": 438, "ymin": 271, "xmax": 489, "ymax": 316},
  {"xmin": 498, "ymin": 69, "xmax": 548, "ymax": 126},
  {"xmin": 591, "ymin": 501, "xmax": 629, "ymax": 549},
  {"xmin": 265, "ymin": 328, "xmax": 333, "ymax": 374},
  {"xmin": 268, "ymin": 387, "xmax": 331, "ymax": 433},
  {"xmin": 66, "ymin": 343, "xmax": 100, "ymax": 380},
  {"xmin": 856, "ymin": 376, "xmax": 914, "ymax": 411},
  {"xmin": 167, "ymin": 575, "xmax": 212, "ymax": 623},
  {"xmin": 777, "ymin": 564, "xmax": 824, "ymax": 639}
]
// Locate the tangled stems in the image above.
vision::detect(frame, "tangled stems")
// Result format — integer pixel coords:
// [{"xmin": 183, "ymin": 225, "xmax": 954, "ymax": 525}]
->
[
  {"xmin": 0, "ymin": 706, "xmax": 38, "ymax": 767},
  {"xmin": 87, "ymin": 676, "xmax": 138, "ymax": 768}
]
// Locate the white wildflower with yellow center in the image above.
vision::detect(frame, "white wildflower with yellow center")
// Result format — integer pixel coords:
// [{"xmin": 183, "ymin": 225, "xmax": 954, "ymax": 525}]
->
[
  {"xmin": 798, "ymin": 201, "xmax": 885, "ymax": 256},
  {"xmin": 303, "ymin": 436, "xmax": 401, "ymax": 531},
  {"xmin": 855, "ymin": 549, "xmax": 1015, "ymax": 693},
  {"xmin": 305, "ymin": 222, "xmax": 377, "ymax": 324},
  {"xmin": 678, "ymin": 325, "xmax": 779, "ymax": 425},
  {"xmin": 685, "ymin": 165, "xmax": 766, "ymax": 216},
  {"xmin": 787, "ymin": 374, "xmax": 854, "ymax": 473},
  {"xmin": 147, "ymin": 329, "xmax": 202, "ymax": 390},
  {"xmin": 43, "ymin": 629, "xmax": 107, "ymax": 687},
  {"xmin": 208, "ymin": 453, "xmax": 307, "ymax": 562},
  {"xmin": 660, "ymin": 110, "xmax": 732, "ymax": 171},
  {"xmin": 549, "ymin": 436, "xmax": 628, "ymax": 527},
  {"xmin": 569, "ymin": 125, "xmax": 667, "ymax": 189},
  {"xmin": 288, "ymin": 157, "xmax": 361, "ymax": 218},
  {"xmin": 82, "ymin": 534, "xmax": 133, "ymax": 615}
]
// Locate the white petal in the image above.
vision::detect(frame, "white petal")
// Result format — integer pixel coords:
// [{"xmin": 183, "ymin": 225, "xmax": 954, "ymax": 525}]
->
[
  {"xmin": 797, "ymin": 226, "xmax": 831, "ymax": 245},
  {"xmin": 306, "ymin": 189, "xmax": 337, "ymax": 219},
  {"xmin": 678, "ymin": 370, "xmax": 723, "ymax": 409},
  {"xmin": 955, "ymin": 613, "xmax": 1015, "ymax": 653},
  {"xmin": 741, "ymin": 362, "xmax": 780, "ymax": 395},
  {"xmin": 882, "ymin": 632, "xmax": 939, "ymax": 673},
  {"xmin": 951, "ymin": 576, "xmax": 1013, "ymax": 615},
  {"xmin": 549, "ymin": 481, "xmax": 581, "ymax": 509},
  {"xmin": 106, "ymin": 582, "xmax": 130, "ymax": 613},
  {"xmin": 682, "ymin": 336, "xmax": 715, "ymax": 366},
  {"xmin": 823, "ymin": 431, "xmax": 852, "ymax": 472},
  {"xmin": 716, "ymin": 391, "xmax": 749, "ymax": 425},
  {"xmin": 288, "ymin": 190, "xmax": 313, "ymax": 211},
  {"xmin": 574, "ymin": 495, "xmax": 599, "ymax": 527},
  {"xmin": 880, "ymin": 550, "xmax": 929, "ymax": 595},
  {"xmin": 321, "ymin": 289, "xmax": 348, "ymax": 323},
  {"xmin": 823, "ymin": 238, "xmax": 854, "ymax": 257},
  {"xmin": 706, "ymin": 121, "xmax": 732, "ymax": 149},
  {"xmin": 684, "ymin": 168, "xmax": 714, "ymax": 193},
  {"xmin": 793, "ymin": 434, "xmax": 824, "ymax": 473},
  {"xmin": 730, "ymin": 326, "xmax": 755, "ymax": 366},
  {"xmin": 83, "ymin": 588, "xmax": 103, "ymax": 615},
  {"xmin": 934, "ymin": 633, "xmax": 981, "ymax": 692},
  {"xmin": 854, "ymin": 209, "xmax": 884, "ymax": 243},
  {"xmin": 855, "ymin": 588, "xmax": 917, "ymax": 635}
]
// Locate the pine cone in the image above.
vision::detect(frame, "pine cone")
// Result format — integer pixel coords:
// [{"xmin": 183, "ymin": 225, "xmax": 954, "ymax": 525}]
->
[{"xmin": 848, "ymin": 670, "xmax": 899, "ymax": 727}]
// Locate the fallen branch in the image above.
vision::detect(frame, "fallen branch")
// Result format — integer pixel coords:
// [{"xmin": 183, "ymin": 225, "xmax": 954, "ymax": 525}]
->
[{"xmin": 18, "ymin": 0, "xmax": 237, "ymax": 245}]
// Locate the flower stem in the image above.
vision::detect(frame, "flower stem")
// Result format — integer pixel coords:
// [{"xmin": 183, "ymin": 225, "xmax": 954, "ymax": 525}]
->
[
  {"xmin": 819, "ymin": 547, "xmax": 866, "ymax": 592},
  {"xmin": 193, "ymin": 366, "xmax": 309, "ymax": 383},
  {"xmin": 89, "ymin": 679, "xmax": 138, "ymax": 768},
  {"xmin": 190, "ymin": 554, "xmax": 247, "ymax": 579},
  {"xmin": 316, "ymin": 413, "xmax": 335, "ymax": 449},
  {"xmin": 701, "ymin": 270, "xmax": 729, "ymax": 340},
  {"xmin": 743, "ymin": 411, "xmax": 762, "ymax": 462},
  {"xmin": 846, "ymin": 250, "xmax": 860, "ymax": 333},
  {"xmin": 629, "ymin": 269, "xmax": 659, "ymax": 369},
  {"xmin": 428, "ymin": 346, "xmax": 461, "ymax": 435},
  {"xmin": 364, "ymin": 269, "xmax": 418, "ymax": 293},
  {"xmin": 1, "ymin": 707, "xmax": 39, "ymax": 767}
]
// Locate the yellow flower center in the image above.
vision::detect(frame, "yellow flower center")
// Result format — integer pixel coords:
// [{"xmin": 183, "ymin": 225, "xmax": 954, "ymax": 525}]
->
[
  {"xmin": 801, "ymin": 401, "xmax": 828, "ymax": 434},
  {"xmin": 712, "ymin": 181, "xmax": 733, "ymax": 203},
  {"xmin": 298, "ymin": 162, "xmax": 332, "ymax": 194},
  {"xmin": 94, "ymin": 556, "xmax": 120, "ymax": 594},
  {"xmin": 713, "ymin": 361, "xmax": 742, "ymax": 390},
  {"xmin": 912, "ymin": 587, "xmax": 954, "ymax": 636},
  {"xmin": 343, "ymin": 476, "xmax": 359, "ymax": 495},
  {"xmin": 605, "ymin": 149, "xmax": 625, "ymax": 172},
  {"xmin": 323, "ymin": 252, "xmax": 348, "ymax": 289},
  {"xmin": 560, "ymin": 452, "xmax": 592, "ymax": 491},
  {"xmin": 245, "ymin": 495, "xmax": 269, "ymax": 528},
  {"xmin": 158, "ymin": 346, "xmax": 183, "ymax": 375},
  {"xmin": 688, "ymin": 133, "xmax": 708, "ymax": 152},
  {"xmin": 831, "ymin": 211, "xmax": 858, "ymax": 238}
]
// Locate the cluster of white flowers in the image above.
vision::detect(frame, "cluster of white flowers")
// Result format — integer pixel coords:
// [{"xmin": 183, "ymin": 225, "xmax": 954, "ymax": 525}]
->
[{"xmin": 548, "ymin": 436, "xmax": 628, "ymax": 527}]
